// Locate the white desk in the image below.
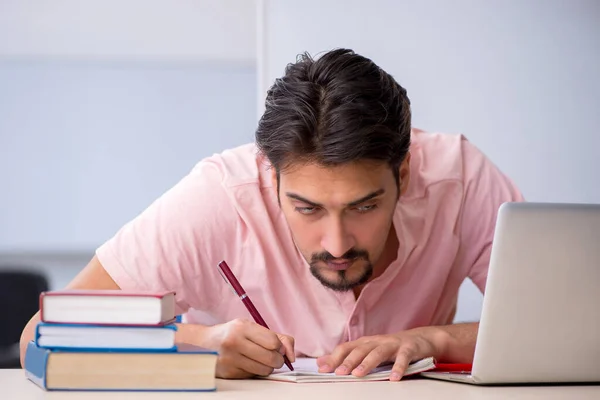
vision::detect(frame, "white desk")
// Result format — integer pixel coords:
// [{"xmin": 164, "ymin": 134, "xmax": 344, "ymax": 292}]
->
[{"xmin": 3, "ymin": 369, "xmax": 599, "ymax": 399}]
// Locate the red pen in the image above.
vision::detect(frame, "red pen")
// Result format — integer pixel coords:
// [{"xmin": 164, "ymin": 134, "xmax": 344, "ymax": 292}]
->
[{"xmin": 217, "ymin": 260, "xmax": 294, "ymax": 371}]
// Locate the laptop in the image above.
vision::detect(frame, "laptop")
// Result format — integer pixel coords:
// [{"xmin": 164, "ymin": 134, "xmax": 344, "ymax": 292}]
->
[{"xmin": 421, "ymin": 202, "xmax": 600, "ymax": 385}]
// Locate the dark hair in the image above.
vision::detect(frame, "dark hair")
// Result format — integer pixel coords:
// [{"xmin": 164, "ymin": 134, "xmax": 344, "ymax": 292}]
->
[{"xmin": 255, "ymin": 48, "xmax": 411, "ymax": 187}]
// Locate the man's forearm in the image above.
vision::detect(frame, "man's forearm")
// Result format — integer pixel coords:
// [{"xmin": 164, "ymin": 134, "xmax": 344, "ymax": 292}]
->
[
  {"xmin": 174, "ymin": 323, "xmax": 216, "ymax": 349},
  {"xmin": 414, "ymin": 322, "xmax": 479, "ymax": 363}
]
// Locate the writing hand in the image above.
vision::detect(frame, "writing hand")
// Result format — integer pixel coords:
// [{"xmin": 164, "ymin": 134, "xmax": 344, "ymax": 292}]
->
[{"xmin": 206, "ymin": 318, "xmax": 295, "ymax": 379}]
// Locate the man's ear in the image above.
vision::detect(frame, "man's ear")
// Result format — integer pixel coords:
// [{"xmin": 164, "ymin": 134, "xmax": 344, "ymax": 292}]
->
[{"xmin": 399, "ymin": 152, "xmax": 411, "ymax": 197}]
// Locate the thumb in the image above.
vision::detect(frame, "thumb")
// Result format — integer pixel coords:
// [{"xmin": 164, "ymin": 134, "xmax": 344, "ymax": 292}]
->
[{"xmin": 277, "ymin": 333, "xmax": 296, "ymax": 362}]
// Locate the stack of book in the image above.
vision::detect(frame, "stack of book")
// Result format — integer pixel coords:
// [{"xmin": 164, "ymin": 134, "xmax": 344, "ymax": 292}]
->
[{"xmin": 24, "ymin": 289, "xmax": 217, "ymax": 392}]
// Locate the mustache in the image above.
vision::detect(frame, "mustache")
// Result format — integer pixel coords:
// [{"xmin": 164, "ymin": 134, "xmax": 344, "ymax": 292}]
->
[{"xmin": 310, "ymin": 248, "xmax": 370, "ymax": 263}]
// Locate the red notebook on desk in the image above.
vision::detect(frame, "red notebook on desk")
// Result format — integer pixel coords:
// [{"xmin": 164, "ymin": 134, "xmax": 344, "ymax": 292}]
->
[
  {"xmin": 40, "ymin": 289, "xmax": 176, "ymax": 326},
  {"xmin": 428, "ymin": 363, "xmax": 473, "ymax": 374}
]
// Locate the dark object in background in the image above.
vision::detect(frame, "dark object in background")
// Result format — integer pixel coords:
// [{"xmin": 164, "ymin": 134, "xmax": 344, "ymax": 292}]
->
[{"xmin": 0, "ymin": 269, "xmax": 49, "ymax": 368}]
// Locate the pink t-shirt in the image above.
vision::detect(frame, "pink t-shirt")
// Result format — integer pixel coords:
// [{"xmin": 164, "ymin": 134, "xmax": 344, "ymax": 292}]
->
[{"xmin": 96, "ymin": 129, "xmax": 524, "ymax": 357}]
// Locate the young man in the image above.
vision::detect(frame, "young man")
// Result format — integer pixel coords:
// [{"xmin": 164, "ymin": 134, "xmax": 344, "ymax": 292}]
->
[{"xmin": 20, "ymin": 49, "xmax": 523, "ymax": 380}]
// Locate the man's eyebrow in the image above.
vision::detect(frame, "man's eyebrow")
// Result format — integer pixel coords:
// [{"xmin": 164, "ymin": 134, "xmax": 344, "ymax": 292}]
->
[
  {"xmin": 285, "ymin": 189, "xmax": 385, "ymax": 208},
  {"xmin": 347, "ymin": 189, "xmax": 385, "ymax": 207},
  {"xmin": 285, "ymin": 193, "xmax": 322, "ymax": 208}
]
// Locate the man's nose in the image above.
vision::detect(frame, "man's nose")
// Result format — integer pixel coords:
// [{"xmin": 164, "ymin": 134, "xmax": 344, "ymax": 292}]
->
[{"xmin": 321, "ymin": 218, "xmax": 356, "ymax": 258}]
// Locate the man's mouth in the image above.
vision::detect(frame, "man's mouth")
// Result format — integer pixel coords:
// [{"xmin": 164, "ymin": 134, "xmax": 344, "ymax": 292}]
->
[{"xmin": 325, "ymin": 259, "xmax": 355, "ymax": 271}]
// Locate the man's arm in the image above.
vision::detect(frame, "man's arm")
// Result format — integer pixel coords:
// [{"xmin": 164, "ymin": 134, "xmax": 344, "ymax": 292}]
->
[
  {"xmin": 419, "ymin": 321, "xmax": 479, "ymax": 363},
  {"xmin": 19, "ymin": 255, "xmax": 295, "ymax": 378},
  {"xmin": 19, "ymin": 255, "xmax": 119, "ymax": 367},
  {"xmin": 315, "ymin": 322, "xmax": 478, "ymax": 381}
]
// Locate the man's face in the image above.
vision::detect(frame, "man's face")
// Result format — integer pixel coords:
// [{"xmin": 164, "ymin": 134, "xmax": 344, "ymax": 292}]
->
[{"xmin": 275, "ymin": 160, "xmax": 402, "ymax": 292}]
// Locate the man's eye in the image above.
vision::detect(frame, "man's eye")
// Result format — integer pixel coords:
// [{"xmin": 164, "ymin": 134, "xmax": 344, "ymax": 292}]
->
[
  {"xmin": 295, "ymin": 206, "xmax": 318, "ymax": 215},
  {"xmin": 355, "ymin": 204, "xmax": 377, "ymax": 213}
]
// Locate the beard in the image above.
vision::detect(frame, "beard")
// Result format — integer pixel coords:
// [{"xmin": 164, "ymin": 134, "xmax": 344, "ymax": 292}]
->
[{"xmin": 308, "ymin": 248, "xmax": 373, "ymax": 292}]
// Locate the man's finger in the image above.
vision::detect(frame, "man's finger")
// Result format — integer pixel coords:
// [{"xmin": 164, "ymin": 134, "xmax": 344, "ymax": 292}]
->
[
  {"xmin": 278, "ymin": 334, "xmax": 296, "ymax": 363},
  {"xmin": 243, "ymin": 322, "xmax": 284, "ymax": 352},
  {"xmin": 232, "ymin": 352, "xmax": 277, "ymax": 377},
  {"xmin": 316, "ymin": 342, "xmax": 355, "ymax": 373},
  {"xmin": 390, "ymin": 347, "xmax": 413, "ymax": 381},
  {"xmin": 350, "ymin": 344, "xmax": 396, "ymax": 377},
  {"xmin": 335, "ymin": 343, "xmax": 380, "ymax": 376},
  {"xmin": 237, "ymin": 336, "xmax": 285, "ymax": 369}
]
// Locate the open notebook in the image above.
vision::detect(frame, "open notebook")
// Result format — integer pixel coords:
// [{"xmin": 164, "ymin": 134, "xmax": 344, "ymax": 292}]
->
[{"xmin": 263, "ymin": 357, "xmax": 436, "ymax": 383}]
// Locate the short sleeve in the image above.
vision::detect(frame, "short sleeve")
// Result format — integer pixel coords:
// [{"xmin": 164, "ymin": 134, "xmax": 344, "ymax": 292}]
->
[
  {"xmin": 457, "ymin": 138, "xmax": 525, "ymax": 293},
  {"xmin": 95, "ymin": 159, "xmax": 238, "ymax": 315}
]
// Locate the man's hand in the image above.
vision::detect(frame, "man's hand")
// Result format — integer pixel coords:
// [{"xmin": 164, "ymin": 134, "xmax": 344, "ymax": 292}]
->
[
  {"xmin": 316, "ymin": 323, "xmax": 478, "ymax": 381},
  {"xmin": 193, "ymin": 319, "xmax": 295, "ymax": 379}
]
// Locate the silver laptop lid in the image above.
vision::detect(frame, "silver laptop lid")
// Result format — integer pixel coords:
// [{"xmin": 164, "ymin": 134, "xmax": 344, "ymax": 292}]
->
[{"xmin": 472, "ymin": 202, "xmax": 600, "ymax": 383}]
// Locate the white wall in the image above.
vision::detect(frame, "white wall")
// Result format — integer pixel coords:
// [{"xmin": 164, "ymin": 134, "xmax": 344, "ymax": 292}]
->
[
  {"xmin": 258, "ymin": 0, "xmax": 600, "ymax": 321},
  {"xmin": 0, "ymin": 61, "xmax": 257, "ymax": 286},
  {"xmin": 0, "ymin": 61, "xmax": 256, "ymax": 252},
  {"xmin": 0, "ymin": 0, "xmax": 256, "ymax": 65},
  {"xmin": 0, "ymin": 1, "xmax": 258, "ymax": 289}
]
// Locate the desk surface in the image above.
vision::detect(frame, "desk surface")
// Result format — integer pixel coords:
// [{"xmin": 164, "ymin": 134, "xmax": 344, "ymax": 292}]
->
[{"xmin": 3, "ymin": 369, "xmax": 600, "ymax": 399}]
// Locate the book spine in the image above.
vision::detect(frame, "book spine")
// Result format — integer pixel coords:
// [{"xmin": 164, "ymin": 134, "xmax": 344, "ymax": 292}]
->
[
  {"xmin": 24, "ymin": 341, "xmax": 50, "ymax": 390},
  {"xmin": 34, "ymin": 323, "xmax": 42, "ymax": 347}
]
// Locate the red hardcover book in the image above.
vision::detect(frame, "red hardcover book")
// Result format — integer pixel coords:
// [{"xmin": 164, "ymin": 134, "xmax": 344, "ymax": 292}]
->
[{"xmin": 40, "ymin": 289, "xmax": 177, "ymax": 326}]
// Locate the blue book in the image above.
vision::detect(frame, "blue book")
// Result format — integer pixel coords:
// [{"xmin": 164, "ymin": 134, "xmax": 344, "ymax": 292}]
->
[
  {"xmin": 24, "ymin": 341, "xmax": 218, "ymax": 391},
  {"xmin": 35, "ymin": 322, "xmax": 178, "ymax": 351}
]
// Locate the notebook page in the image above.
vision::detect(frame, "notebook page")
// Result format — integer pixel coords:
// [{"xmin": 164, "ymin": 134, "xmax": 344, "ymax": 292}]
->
[
  {"xmin": 268, "ymin": 357, "xmax": 436, "ymax": 381},
  {"xmin": 272, "ymin": 357, "xmax": 393, "ymax": 376},
  {"xmin": 274, "ymin": 357, "xmax": 320, "ymax": 374}
]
